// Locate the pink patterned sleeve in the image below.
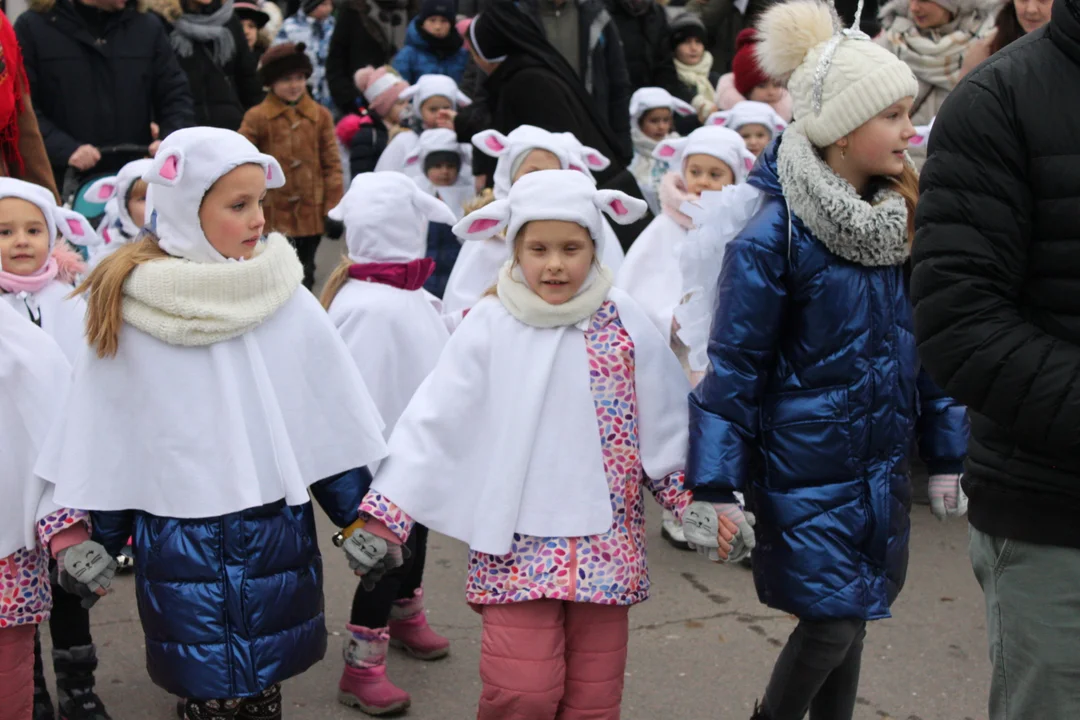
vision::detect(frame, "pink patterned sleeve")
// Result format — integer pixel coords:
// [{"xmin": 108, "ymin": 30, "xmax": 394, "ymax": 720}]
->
[
  {"xmin": 645, "ymin": 471, "xmax": 694, "ymax": 523},
  {"xmin": 359, "ymin": 490, "xmax": 415, "ymax": 543},
  {"xmin": 36, "ymin": 508, "xmax": 90, "ymax": 549}
]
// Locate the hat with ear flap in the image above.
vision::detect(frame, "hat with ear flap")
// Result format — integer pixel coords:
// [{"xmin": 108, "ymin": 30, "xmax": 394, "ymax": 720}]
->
[
  {"xmin": 555, "ymin": 133, "xmax": 610, "ymax": 182},
  {"xmin": 0, "ymin": 177, "xmax": 96, "ymax": 251},
  {"xmin": 653, "ymin": 125, "xmax": 757, "ymax": 184},
  {"xmin": 328, "ymin": 172, "xmax": 457, "ymax": 264},
  {"xmin": 473, "ymin": 125, "xmax": 573, "ymax": 199},
  {"xmin": 452, "ymin": 170, "xmax": 646, "ymax": 259},
  {"xmin": 628, "ymin": 87, "xmax": 696, "ymax": 123},
  {"xmin": 707, "ymin": 101, "xmax": 788, "ymax": 140},
  {"xmin": 404, "ymin": 128, "xmax": 471, "ymax": 173},
  {"xmin": 83, "ymin": 158, "xmax": 154, "ymax": 238},
  {"xmin": 400, "ymin": 74, "xmax": 471, "ymax": 114},
  {"xmin": 143, "ymin": 127, "xmax": 285, "ymax": 264}
]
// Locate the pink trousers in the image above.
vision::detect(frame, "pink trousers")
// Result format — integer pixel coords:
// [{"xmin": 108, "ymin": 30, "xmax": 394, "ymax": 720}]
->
[
  {"xmin": 478, "ymin": 600, "xmax": 630, "ymax": 720},
  {"xmin": 0, "ymin": 625, "xmax": 35, "ymax": 720}
]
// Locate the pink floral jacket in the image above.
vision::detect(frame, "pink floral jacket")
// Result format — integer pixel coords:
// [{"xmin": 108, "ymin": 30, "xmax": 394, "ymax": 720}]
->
[
  {"xmin": 360, "ymin": 302, "xmax": 692, "ymax": 606},
  {"xmin": 1, "ymin": 510, "xmax": 90, "ymax": 629}
]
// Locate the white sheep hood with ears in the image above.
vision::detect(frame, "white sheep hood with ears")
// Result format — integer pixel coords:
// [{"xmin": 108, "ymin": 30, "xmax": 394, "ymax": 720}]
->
[
  {"xmin": 473, "ymin": 125, "xmax": 574, "ymax": 200},
  {"xmin": 330, "ymin": 172, "xmax": 457, "ymax": 264},
  {"xmin": 403, "ymin": 127, "xmax": 473, "ymax": 175},
  {"xmin": 629, "ymin": 86, "xmax": 696, "ymax": 122},
  {"xmin": 83, "ymin": 159, "xmax": 154, "ymax": 240},
  {"xmin": 707, "ymin": 101, "xmax": 789, "ymax": 140},
  {"xmin": 653, "ymin": 125, "xmax": 757, "ymax": 184},
  {"xmin": 400, "ymin": 73, "xmax": 472, "ymax": 114},
  {"xmin": 0, "ymin": 178, "xmax": 96, "ymax": 253}
]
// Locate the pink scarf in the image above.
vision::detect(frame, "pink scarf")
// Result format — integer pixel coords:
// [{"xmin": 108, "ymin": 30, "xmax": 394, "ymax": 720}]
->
[
  {"xmin": 0, "ymin": 255, "xmax": 58, "ymax": 294},
  {"xmin": 348, "ymin": 258, "xmax": 435, "ymax": 291}
]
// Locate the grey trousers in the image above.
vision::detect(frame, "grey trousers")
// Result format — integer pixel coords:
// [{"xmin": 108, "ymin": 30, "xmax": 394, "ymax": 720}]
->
[{"xmin": 969, "ymin": 526, "xmax": 1080, "ymax": 720}]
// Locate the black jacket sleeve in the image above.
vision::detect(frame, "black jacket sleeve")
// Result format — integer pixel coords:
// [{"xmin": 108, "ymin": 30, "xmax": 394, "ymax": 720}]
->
[
  {"xmin": 230, "ymin": 20, "xmax": 264, "ymax": 110},
  {"xmin": 911, "ymin": 72, "xmax": 1080, "ymax": 454},
  {"xmin": 651, "ymin": 12, "xmax": 682, "ymax": 97},
  {"xmin": 150, "ymin": 22, "xmax": 196, "ymax": 136},
  {"xmin": 601, "ymin": 21, "xmax": 632, "ymax": 162},
  {"xmin": 14, "ymin": 16, "xmax": 82, "ymax": 165}
]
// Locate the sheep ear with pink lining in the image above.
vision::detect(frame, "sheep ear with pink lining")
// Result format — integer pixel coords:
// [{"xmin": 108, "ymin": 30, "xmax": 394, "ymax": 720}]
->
[
  {"xmin": 593, "ymin": 190, "xmax": 647, "ymax": 226},
  {"xmin": 452, "ymin": 199, "xmax": 511, "ymax": 242},
  {"xmin": 52, "ymin": 207, "xmax": 97, "ymax": 246},
  {"xmin": 471, "ymin": 129, "xmax": 512, "ymax": 158},
  {"xmin": 82, "ymin": 175, "xmax": 120, "ymax": 204},
  {"xmin": 652, "ymin": 137, "xmax": 688, "ymax": 164}
]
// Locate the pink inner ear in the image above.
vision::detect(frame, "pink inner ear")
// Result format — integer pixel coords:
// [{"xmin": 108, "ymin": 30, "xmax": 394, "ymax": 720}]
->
[
  {"xmin": 569, "ymin": 163, "xmax": 585, "ymax": 173},
  {"xmin": 485, "ymin": 136, "xmax": 505, "ymax": 152},
  {"xmin": 66, "ymin": 218, "xmax": 85, "ymax": 237},
  {"xmin": 267, "ymin": 165, "xmax": 274, "ymax": 181},
  {"xmin": 713, "ymin": 117, "xmax": 726, "ymax": 125},
  {"xmin": 406, "ymin": 155, "xmax": 419, "ymax": 165},
  {"xmin": 658, "ymin": 145, "xmax": 676, "ymax": 158},
  {"xmin": 745, "ymin": 157, "xmax": 754, "ymax": 172},
  {"xmin": 776, "ymin": 124, "xmax": 786, "ymax": 131},
  {"xmin": 468, "ymin": 217, "xmax": 501, "ymax": 233},
  {"xmin": 97, "ymin": 183, "xmax": 115, "ymax": 200},
  {"xmin": 159, "ymin": 155, "xmax": 179, "ymax": 181},
  {"xmin": 609, "ymin": 199, "xmax": 628, "ymax": 216},
  {"xmin": 103, "ymin": 228, "xmax": 111, "ymax": 245},
  {"xmin": 586, "ymin": 153, "xmax": 603, "ymax": 167},
  {"xmin": 911, "ymin": 135, "xmax": 925, "ymax": 144}
]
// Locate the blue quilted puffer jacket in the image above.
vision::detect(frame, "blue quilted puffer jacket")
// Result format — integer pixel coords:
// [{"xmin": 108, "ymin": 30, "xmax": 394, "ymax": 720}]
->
[
  {"xmin": 92, "ymin": 468, "xmax": 372, "ymax": 700},
  {"xmin": 390, "ymin": 19, "xmax": 469, "ymax": 85},
  {"xmin": 687, "ymin": 138, "xmax": 968, "ymax": 621}
]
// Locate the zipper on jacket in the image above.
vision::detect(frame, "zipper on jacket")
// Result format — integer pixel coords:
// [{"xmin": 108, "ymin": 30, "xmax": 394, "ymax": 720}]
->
[
  {"xmin": 567, "ymin": 539, "xmax": 579, "ymax": 600},
  {"xmin": 220, "ymin": 515, "xmax": 236, "ymax": 696}
]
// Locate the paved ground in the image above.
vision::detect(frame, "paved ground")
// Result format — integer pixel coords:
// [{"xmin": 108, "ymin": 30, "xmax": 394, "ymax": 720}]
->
[{"xmin": 40, "ymin": 501, "xmax": 991, "ymax": 720}]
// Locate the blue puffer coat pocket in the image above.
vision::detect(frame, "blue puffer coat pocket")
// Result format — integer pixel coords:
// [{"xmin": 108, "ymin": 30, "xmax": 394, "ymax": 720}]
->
[{"xmin": 761, "ymin": 386, "xmax": 853, "ymax": 486}]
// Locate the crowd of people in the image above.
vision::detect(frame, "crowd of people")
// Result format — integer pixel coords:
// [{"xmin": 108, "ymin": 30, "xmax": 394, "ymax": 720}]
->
[{"xmin": 0, "ymin": 0, "xmax": 1074, "ymax": 717}]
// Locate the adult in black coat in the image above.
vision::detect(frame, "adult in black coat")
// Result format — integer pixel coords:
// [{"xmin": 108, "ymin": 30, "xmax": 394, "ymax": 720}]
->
[
  {"xmin": 466, "ymin": 1, "xmax": 652, "ymax": 248},
  {"xmin": 149, "ymin": 0, "xmax": 263, "ymax": 130},
  {"xmin": 325, "ymin": 0, "xmax": 395, "ymax": 115},
  {"xmin": 14, "ymin": 0, "xmax": 194, "ymax": 188},
  {"xmin": 605, "ymin": 0, "xmax": 680, "ymax": 94},
  {"xmin": 912, "ymin": 0, "xmax": 1080, "ymax": 713}
]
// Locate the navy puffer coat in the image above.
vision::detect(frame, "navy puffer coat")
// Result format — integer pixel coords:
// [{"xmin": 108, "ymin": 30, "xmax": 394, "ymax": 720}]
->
[
  {"xmin": 92, "ymin": 468, "xmax": 372, "ymax": 700},
  {"xmin": 686, "ymin": 138, "xmax": 968, "ymax": 621}
]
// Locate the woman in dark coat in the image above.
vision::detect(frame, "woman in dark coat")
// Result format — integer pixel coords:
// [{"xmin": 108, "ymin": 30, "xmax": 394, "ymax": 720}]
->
[
  {"xmin": 153, "ymin": 0, "xmax": 264, "ymax": 129},
  {"xmin": 325, "ymin": 0, "xmax": 395, "ymax": 115}
]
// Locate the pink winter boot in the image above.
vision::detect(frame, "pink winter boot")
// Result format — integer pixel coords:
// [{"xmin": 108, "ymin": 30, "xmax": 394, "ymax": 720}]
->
[
  {"xmin": 338, "ymin": 624, "xmax": 411, "ymax": 716},
  {"xmin": 388, "ymin": 588, "xmax": 450, "ymax": 661}
]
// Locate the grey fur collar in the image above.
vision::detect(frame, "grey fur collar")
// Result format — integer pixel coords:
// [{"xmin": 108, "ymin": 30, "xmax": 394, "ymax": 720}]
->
[{"xmin": 777, "ymin": 127, "xmax": 910, "ymax": 268}]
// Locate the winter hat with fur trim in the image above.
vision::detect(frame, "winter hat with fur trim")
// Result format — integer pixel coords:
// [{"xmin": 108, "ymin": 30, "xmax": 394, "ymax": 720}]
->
[
  {"xmin": 0, "ymin": 178, "xmax": 96, "ymax": 253},
  {"xmin": 405, "ymin": 128, "xmax": 470, "ymax": 173},
  {"xmin": 653, "ymin": 126, "xmax": 757, "ymax": 184},
  {"xmin": 473, "ymin": 125, "xmax": 573, "ymax": 199},
  {"xmin": 258, "ymin": 42, "xmax": 313, "ymax": 87},
  {"xmin": 400, "ymin": 74, "xmax": 471, "ymax": 113},
  {"xmin": 83, "ymin": 159, "xmax": 153, "ymax": 239},
  {"xmin": 707, "ymin": 101, "xmax": 788, "ymax": 139},
  {"xmin": 354, "ymin": 66, "xmax": 408, "ymax": 117},
  {"xmin": 329, "ymin": 172, "xmax": 457, "ymax": 264},
  {"xmin": 143, "ymin": 127, "xmax": 285, "ymax": 264},
  {"xmin": 756, "ymin": 0, "xmax": 918, "ymax": 147},
  {"xmin": 629, "ymin": 87, "xmax": 696, "ymax": 123},
  {"xmin": 453, "ymin": 170, "xmax": 646, "ymax": 255}
]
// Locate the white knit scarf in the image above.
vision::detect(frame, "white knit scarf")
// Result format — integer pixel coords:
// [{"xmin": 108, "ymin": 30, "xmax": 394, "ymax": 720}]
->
[
  {"xmin": 674, "ymin": 52, "xmax": 716, "ymax": 113},
  {"xmin": 496, "ymin": 262, "xmax": 613, "ymax": 329},
  {"xmin": 879, "ymin": 2, "xmax": 989, "ymax": 91},
  {"xmin": 122, "ymin": 233, "xmax": 304, "ymax": 346}
]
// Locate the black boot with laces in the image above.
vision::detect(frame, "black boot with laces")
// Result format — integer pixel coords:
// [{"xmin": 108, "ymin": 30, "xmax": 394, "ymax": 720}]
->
[{"xmin": 54, "ymin": 645, "xmax": 112, "ymax": 720}]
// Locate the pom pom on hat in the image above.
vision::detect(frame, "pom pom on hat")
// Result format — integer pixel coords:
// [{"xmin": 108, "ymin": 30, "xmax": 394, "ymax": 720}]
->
[
  {"xmin": 354, "ymin": 65, "xmax": 408, "ymax": 117},
  {"xmin": 755, "ymin": 0, "xmax": 918, "ymax": 147},
  {"xmin": 258, "ymin": 42, "xmax": 313, "ymax": 87},
  {"xmin": 731, "ymin": 28, "xmax": 769, "ymax": 98}
]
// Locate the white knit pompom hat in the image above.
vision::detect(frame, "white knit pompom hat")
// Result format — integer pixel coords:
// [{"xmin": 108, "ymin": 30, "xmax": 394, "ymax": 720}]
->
[{"xmin": 755, "ymin": 0, "xmax": 918, "ymax": 147}]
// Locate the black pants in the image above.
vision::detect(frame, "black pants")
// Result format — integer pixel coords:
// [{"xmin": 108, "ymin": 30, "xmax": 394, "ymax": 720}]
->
[
  {"xmin": 350, "ymin": 525, "xmax": 429, "ymax": 628},
  {"xmin": 289, "ymin": 235, "xmax": 321, "ymax": 290},
  {"xmin": 49, "ymin": 563, "xmax": 93, "ymax": 649},
  {"xmin": 761, "ymin": 618, "xmax": 867, "ymax": 720}
]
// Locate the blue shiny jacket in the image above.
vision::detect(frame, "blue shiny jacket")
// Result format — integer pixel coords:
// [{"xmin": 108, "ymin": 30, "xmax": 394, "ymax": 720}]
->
[
  {"xmin": 92, "ymin": 468, "xmax": 372, "ymax": 700},
  {"xmin": 391, "ymin": 19, "xmax": 469, "ymax": 85},
  {"xmin": 687, "ymin": 139, "xmax": 968, "ymax": 621}
]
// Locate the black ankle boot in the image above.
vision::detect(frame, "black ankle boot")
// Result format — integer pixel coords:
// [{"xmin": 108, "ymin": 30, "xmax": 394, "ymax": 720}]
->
[
  {"xmin": 33, "ymin": 630, "xmax": 55, "ymax": 720},
  {"xmin": 751, "ymin": 700, "xmax": 771, "ymax": 720},
  {"xmin": 54, "ymin": 645, "xmax": 112, "ymax": 720}
]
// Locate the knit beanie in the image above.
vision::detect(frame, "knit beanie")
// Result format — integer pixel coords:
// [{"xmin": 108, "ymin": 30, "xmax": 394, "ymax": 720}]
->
[
  {"xmin": 418, "ymin": 0, "xmax": 455, "ymax": 22},
  {"xmin": 354, "ymin": 65, "xmax": 408, "ymax": 116},
  {"xmin": 755, "ymin": 0, "xmax": 918, "ymax": 147},
  {"xmin": 731, "ymin": 28, "xmax": 769, "ymax": 97},
  {"xmin": 301, "ymin": 0, "xmax": 327, "ymax": 15},
  {"xmin": 669, "ymin": 13, "xmax": 707, "ymax": 48},
  {"xmin": 258, "ymin": 42, "xmax": 313, "ymax": 87}
]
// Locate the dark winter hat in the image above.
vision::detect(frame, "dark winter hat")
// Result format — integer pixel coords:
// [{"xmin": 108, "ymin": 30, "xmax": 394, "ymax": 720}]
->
[
  {"xmin": 418, "ymin": 0, "xmax": 455, "ymax": 22},
  {"xmin": 423, "ymin": 150, "xmax": 462, "ymax": 173},
  {"xmin": 258, "ymin": 42, "xmax": 313, "ymax": 86},
  {"xmin": 235, "ymin": 1, "xmax": 270, "ymax": 28},
  {"xmin": 669, "ymin": 13, "xmax": 707, "ymax": 49},
  {"xmin": 731, "ymin": 28, "xmax": 768, "ymax": 97},
  {"xmin": 301, "ymin": 0, "xmax": 329, "ymax": 15}
]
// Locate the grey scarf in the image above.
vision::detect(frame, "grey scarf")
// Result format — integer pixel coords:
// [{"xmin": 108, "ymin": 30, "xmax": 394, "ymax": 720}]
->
[{"xmin": 172, "ymin": 0, "xmax": 237, "ymax": 66}]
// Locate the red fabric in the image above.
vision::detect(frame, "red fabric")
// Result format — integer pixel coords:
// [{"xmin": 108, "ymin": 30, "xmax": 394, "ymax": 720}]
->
[
  {"xmin": 732, "ymin": 28, "xmax": 768, "ymax": 98},
  {"xmin": 0, "ymin": 12, "xmax": 27, "ymax": 177},
  {"xmin": 335, "ymin": 110, "xmax": 375, "ymax": 146},
  {"xmin": 348, "ymin": 258, "xmax": 435, "ymax": 290},
  {"xmin": 477, "ymin": 600, "xmax": 629, "ymax": 720},
  {"xmin": 0, "ymin": 625, "xmax": 34, "ymax": 720},
  {"xmin": 48, "ymin": 523, "xmax": 91, "ymax": 557}
]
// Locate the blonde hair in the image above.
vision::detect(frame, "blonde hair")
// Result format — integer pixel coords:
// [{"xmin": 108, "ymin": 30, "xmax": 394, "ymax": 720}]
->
[
  {"xmin": 319, "ymin": 255, "xmax": 353, "ymax": 310},
  {"xmin": 463, "ymin": 187, "xmax": 495, "ymax": 214},
  {"xmin": 73, "ymin": 235, "xmax": 170, "ymax": 358},
  {"xmin": 888, "ymin": 164, "xmax": 920, "ymax": 246}
]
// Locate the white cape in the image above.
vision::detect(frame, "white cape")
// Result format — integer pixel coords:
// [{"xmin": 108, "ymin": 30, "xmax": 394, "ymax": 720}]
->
[
  {"xmin": 615, "ymin": 212, "xmax": 689, "ymax": 338},
  {"xmin": 375, "ymin": 131, "xmax": 420, "ymax": 176},
  {"xmin": 2, "ymin": 280, "xmax": 88, "ymax": 365},
  {"xmin": 370, "ymin": 287, "xmax": 689, "ymax": 556},
  {"xmin": 36, "ymin": 290, "xmax": 389, "ymax": 518},
  {"xmin": 1, "ymin": 302, "xmax": 70, "ymax": 558}
]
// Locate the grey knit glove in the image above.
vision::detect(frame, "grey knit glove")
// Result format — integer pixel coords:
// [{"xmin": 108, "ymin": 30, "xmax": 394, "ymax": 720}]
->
[
  {"xmin": 342, "ymin": 529, "xmax": 405, "ymax": 590},
  {"xmin": 56, "ymin": 541, "xmax": 117, "ymax": 609},
  {"xmin": 683, "ymin": 501, "xmax": 757, "ymax": 564}
]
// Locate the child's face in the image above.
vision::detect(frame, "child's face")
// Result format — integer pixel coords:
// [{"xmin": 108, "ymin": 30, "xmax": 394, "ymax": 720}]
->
[
  {"xmin": 639, "ymin": 108, "xmax": 673, "ymax": 141},
  {"xmin": 511, "ymin": 149, "xmax": 561, "ymax": 184},
  {"xmin": 271, "ymin": 72, "xmax": 308, "ymax": 103},
  {"xmin": 748, "ymin": 81, "xmax": 784, "ymax": 105},
  {"xmin": 426, "ymin": 161, "xmax": 460, "ymax": 187},
  {"xmin": 0, "ymin": 198, "xmax": 49, "ymax": 276},
  {"xmin": 241, "ymin": 18, "xmax": 258, "ymax": 49},
  {"xmin": 422, "ymin": 16, "xmax": 451, "ymax": 38},
  {"xmin": 199, "ymin": 164, "xmax": 267, "ymax": 261},
  {"xmin": 309, "ymin": 0, "xmax": 333, "ymax": 19},
  {"xmin": 420, "ymin": 95, "xmax": 453, "ymax": 129},
  {"xmin": 841, "ymin": 98, "xmax": 915, "ymax": 180},
  {"xmin": 386, "ymin": 99, "xmax": 409, "ymax": 124},
  {"xmin": 738, "ymin": 123, "xmax": 771, "ymax": 157},
  {"xmin": 685, "ymin": 153, "xmax": 735, "ymax": 195},
  {"xmin": 516, "ymin": 220, "xmax": 594, "ymax": 306},
  {"xmin": 126, "ymin": 179, "xmax": 148, "ymax": 229},
  {"xmin": 675, "ymin": 37, "xmax": 705, "ymax": 65}
]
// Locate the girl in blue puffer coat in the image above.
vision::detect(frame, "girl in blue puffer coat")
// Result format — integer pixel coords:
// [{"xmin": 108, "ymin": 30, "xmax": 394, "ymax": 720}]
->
[
  {"xmin": 680, "ymin": 3, "xmax": 969, "ymax": 719},
  {"xmin": 34, "ymin": 127, "xmax": 390, "ymax": 720},
  {"xmin": 391, "ymin": 0, "xmax": 469, "ymax": 84}
]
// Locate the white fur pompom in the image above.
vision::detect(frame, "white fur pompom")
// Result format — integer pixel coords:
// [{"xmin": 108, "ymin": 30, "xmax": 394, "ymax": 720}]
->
[{"xmin": 755, "ymin": 0, "xmax": 836, "ymax": 82}]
